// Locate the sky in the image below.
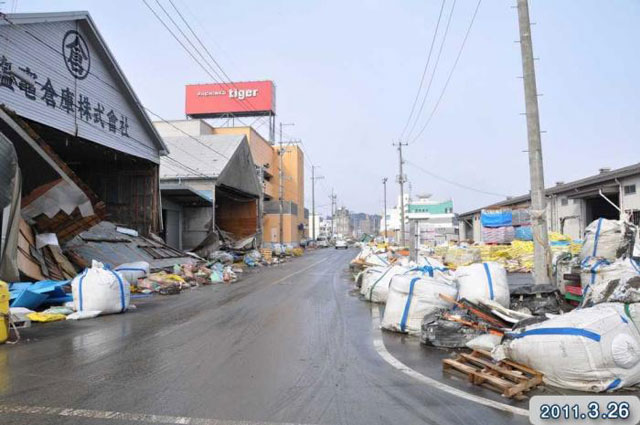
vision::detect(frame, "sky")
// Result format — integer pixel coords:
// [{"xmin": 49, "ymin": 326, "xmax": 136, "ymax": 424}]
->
[{"xmin": 6, "ymin": 0, "xmax": 640, "ymax": 217}]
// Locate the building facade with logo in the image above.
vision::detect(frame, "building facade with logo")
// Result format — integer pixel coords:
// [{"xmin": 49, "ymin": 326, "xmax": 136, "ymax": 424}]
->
[
  {"xmin": 0, "ymin": 12, "xmax": 168, "ymax": 236},
  {"xmin": 381, "ymin": 194, "xmax": 458, "ymax": 245},
  {"xmin": 181, "ymin": 80, "xmax": 305, "ymax": 247}
]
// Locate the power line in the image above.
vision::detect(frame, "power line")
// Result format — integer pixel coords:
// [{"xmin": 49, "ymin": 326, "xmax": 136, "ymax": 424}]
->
[
  {"xmin": 410, "ymin": 0, "xmax": 482, "ymax": 144},
  {"xmin": 398, "ymin": 0, "xmax": 446, "ymax": 142},
  {"xmin": 144, "ymin": 0, "xmax": 263, "ymax": 117},
  {"xmin": 405, "ymin": 159, "xmax": 508, "ymax": 198},
  {"xmin": 405, "ymin": 0, "xmax": 457, "ymax": 143},
  {"xmin": 0, "ymin": 12, "xmax": 233, "ymax": 169},
  {"xmin": 176, "ymin": 0, "xmax": 244, "ymax": 77},
  {"xmin": 167, "ymin": 0, "xmax": 231, "ymax": 85},
  {"xmin": 141, "ymin": 0, "xmax": 221, "ymax": 84},
  {"xmin": 153, "ymin": 0, "xmax": 226, "ymax": 82}
]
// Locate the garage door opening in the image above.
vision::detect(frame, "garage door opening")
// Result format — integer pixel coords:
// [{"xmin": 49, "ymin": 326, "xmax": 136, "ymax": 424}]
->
[
  {"xmin": 215, "ymin": 186, "xmax": 258, "ymax": 246},
  {"xmin": 584, "ymin": 193, "xmax": 620, "ymax": 224}
]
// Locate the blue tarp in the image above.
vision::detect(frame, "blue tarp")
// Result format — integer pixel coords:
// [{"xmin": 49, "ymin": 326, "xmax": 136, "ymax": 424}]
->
[
  {"xmin": 481, "ymin": 210, "xmax": 512, "ymax": 228},
  {"xmin": 515, "ymin": 226, "xmax": 533, "ymax": 241}
]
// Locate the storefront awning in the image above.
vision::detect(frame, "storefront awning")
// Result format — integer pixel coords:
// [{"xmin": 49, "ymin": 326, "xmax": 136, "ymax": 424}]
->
[{"xmin": 160, "ymin": 184, "xmax": 213, "ymax": 207}]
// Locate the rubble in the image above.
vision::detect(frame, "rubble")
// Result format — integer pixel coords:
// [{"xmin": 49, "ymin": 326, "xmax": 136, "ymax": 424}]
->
[{"xmin": 353, "ymin": 216, "xmax": 640, "ymax": 393}]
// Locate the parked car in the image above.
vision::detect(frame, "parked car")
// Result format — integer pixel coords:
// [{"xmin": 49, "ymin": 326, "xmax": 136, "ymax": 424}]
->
[
  {"xmin": 335, "ymin": 239, "xmax": 348, "ymax": 249},
  {"xmin": 316, "ymin": 236, "xmax": 329, "ymax": 248}
]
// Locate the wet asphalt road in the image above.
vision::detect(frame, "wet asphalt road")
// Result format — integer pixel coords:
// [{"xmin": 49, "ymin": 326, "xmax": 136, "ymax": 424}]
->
[{"xmin": 0, "ymin": 248, "xmax": 528, "ymax": 425}]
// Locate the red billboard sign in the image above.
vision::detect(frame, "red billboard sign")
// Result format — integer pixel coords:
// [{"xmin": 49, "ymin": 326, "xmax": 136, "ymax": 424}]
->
[{"xmin": 185, "ymin": 80, "xmax": 275, "ymax": 118}]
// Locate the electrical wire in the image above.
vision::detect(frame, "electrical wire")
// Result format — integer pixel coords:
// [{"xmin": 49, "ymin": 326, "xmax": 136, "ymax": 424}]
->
[
  {"xmin": 405, "ymin": 159, "xmax": 508, "ymax": 198},
  {"xmin": 153, "ymin": 0, "xmax": 226, "ymax": 82},
  {"xmin": 141, "ymin": 0, "xmax": 222, "ymax": 84},
  {"xmin": 146, "ymin": 0, "xmax": 264, "ymax": 117},
  {"xmin": 140, "ymin": 2, "xmax": 284, "ymax": 157},
  {"xmin": 405, "ymin": 0, "xmax": 457, "ymax": 143},
  {"xmin": 398, "ymin": 0, "xmax": 446, "ymax": 142},
  {"xmin": 410, "ymin": 0, "xmax": 482, "ymax": 144},
  {"xmin": 3, "ymin": 9, "xmax": 329, "ymax": 208},
  {"xmin": 0, "ymin": 13, "xmax": 233, "ymax": 161}
]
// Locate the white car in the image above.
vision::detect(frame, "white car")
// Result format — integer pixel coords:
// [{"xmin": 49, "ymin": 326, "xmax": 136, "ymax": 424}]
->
[
  {"xmin": 316, "ymin": 236, "xmax": 329, "ymax": 248},
  {"xmin": 335, "ymin": 239, "xmax": 348, "ymax": 249}
]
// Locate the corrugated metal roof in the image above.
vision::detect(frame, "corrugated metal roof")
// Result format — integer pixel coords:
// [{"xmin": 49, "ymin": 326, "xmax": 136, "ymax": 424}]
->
[
  {"xmin": 159, "ymin": 134, "xmax": 245, "ymax": 179},
  {"xmin": 459, "ymin": 162, "xmax": 640, "ymax": 218},
  {"xmin": 63, "ymin": 221, "xmax": 195, "ymax": 270}
]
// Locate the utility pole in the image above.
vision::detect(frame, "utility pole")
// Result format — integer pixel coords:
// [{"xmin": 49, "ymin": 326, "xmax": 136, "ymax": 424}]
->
[
  {"xmin": 517, "ymin": 0, "xmax": 551, "ymax": 285},
  {"xmin": 393, "ymin": 141, "xmax": 408, "ymax": 247},
  {"xmin": 382, "ymin": 177, "xmax": 388, "ymax": 242},
  {"xmin": 329, "ymin": 190, "xmax": 337, "ymax": 237},
  {"xmin": 278, "ymin": 122, "xmax": 294, "ymax": 246},
  {"xmin": 311, "ymin": 165, "xmax": 324, "ymax": 241}
]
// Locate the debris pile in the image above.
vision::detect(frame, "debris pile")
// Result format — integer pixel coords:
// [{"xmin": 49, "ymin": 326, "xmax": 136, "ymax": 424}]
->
[{"xmin": 352, "ymin": 217, "xmax": 640, "ymax": 393}]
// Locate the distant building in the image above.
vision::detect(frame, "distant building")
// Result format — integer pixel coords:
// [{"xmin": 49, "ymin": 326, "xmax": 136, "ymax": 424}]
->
[
  {"xmin": 351, "ymin": 212, "xmax": 381, "ymax": 239},
  {"xmin": 334, "ymin": 207, "xmax": 351, "ymax": 237},
  {"xmin": 382, "ymin": 194, "xmax": 457, "ymax": 245}
]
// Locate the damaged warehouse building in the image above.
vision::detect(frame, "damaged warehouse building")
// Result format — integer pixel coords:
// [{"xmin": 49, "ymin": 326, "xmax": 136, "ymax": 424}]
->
[
  {"xmin": 153, "ymin": 119, "xmax": 262, "ymax": 253},
  {"xmin": 0, "ymin": 11, "xmax": 192, "ymax": 281},
  {"xmin": 459, "ymin": 163, "xmax": 640, "ymax": 243}
]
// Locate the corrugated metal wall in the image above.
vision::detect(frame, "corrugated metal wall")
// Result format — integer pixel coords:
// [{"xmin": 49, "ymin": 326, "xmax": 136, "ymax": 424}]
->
[{"xmin": 0, "ymin": 19, "xmax": 160, "ymax": 163}]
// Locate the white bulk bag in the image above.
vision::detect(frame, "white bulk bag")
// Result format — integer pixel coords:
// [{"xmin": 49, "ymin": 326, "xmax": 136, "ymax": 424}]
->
[
  {"xmin": 417, "ymin": 256, "xmax": 445, "ymax": 269},
  {"xmin": 581, "ymin": 258, "xmax": 640, "ymax": 305},
  {"xmin": 497, "ymin": 303, "xmax": 640, "ymax": 392},
  {"xmin": 361, "ymin": 264, "xmax": 409, "ymax": 303},
  {"xmin": 356, "ymin": 265, "xmax": 385, "ymax": 289},
  {"xmin": 580, "ymin": 219, "xmax": 630, "ymax": 262},
  {"xmin": 364, "ymin": 252, "xmax": 390, "ymax": 267},
  {"xmin": 71, "ymin": 260, "xmax": 130, "ymax": 315},
  {"xmin": 455, "ymin": 262, "xmax": 510, "ymax": 308},
  {"xmin": 114, "ymin": 261, "xmax": 150, "ymax": 284},
  {"xmin": 381, "ymin": 273, "xmax": 457, "ymax": 335},
  {"xmin": 355, "ymin": 246, "xmax": 373, "ymax": 261}
]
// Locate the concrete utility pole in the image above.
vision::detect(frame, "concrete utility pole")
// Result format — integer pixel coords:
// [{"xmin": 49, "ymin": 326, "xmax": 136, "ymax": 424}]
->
[
  {"xmin": 517, "ymin": 0, "xmax": 551, "ymax": 285},
  {"xmin": 329, "ymin": 190, "xmax": 337, "ymax": 237},
  {"xmin": 278, "ymin": 122, "xmax": 294, "ymax": 245},
  {"xmin": 394, "ymin": 141, "xmax": 408, "ymax": 247},
  {"xmin": 311, "ymin": 165, "xmax": 324, "ymax": 241},
  {"xmin": 382, "ymin": 177, "xmax": 388, "ymax": 242}
]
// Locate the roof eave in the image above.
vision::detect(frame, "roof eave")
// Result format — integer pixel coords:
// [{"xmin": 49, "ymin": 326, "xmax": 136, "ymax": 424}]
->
[{"xmin": 3, "ymin": 11, "xmax": 170, "ymax": 156}]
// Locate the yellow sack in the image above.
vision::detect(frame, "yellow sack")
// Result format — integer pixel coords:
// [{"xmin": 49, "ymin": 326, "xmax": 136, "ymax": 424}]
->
[
  {"xmin": 549, "ymin": 232, "xmax": 572, "ymax": 242},
  {"xmin": 26, "ymin": 312, "xmax": 67, "ymax": 323}
]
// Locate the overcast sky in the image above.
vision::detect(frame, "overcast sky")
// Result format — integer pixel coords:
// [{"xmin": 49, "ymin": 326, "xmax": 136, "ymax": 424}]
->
[{"xmin": 7, "ymin": 0, "xmax": 640, "ymax": 217}]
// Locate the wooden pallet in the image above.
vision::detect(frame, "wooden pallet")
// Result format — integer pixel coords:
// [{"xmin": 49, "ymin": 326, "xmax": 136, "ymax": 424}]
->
[{"xmin": 442, "ymin": 349, "xmax": 543, "ymax": 399}]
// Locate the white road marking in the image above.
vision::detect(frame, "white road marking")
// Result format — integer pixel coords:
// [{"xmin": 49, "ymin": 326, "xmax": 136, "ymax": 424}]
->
[
  {"xmin": 271, "ymin": 258, "xmax": 328, "ymax": 285},
  {"xmin": 0, "ymin": 404, "xmax": 315, "ymax": 425},
  {"xmin": 370, "ymin": 307, "xmax": 529, "ymax": 417}
]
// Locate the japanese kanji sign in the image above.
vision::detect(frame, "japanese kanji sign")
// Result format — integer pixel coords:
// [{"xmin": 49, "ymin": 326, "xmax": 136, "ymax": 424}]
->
[
  {"xmin": 0, "ymin": 19, "xmax": 159, "ymax": 163},
  {"xmin": 62, "ymin": 30, "xmax": 90, "ymax": 80}
]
